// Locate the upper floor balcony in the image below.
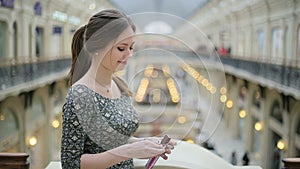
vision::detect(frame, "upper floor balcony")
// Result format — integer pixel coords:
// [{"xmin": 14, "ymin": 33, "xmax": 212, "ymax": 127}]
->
[
  {"xmin": 0, "ymin": 51, "xmax": 299, "ymax": 100},
  {"xmin": 220, "ymin": 56, "xmax": 300, "ymax": 93},
  {"xmin": 170, "ymin": 50, "xmax": 300, "ymax": 99},
  {"xmin": 0, "ymin": 57, "xmax": 71, "ymax": 100}
]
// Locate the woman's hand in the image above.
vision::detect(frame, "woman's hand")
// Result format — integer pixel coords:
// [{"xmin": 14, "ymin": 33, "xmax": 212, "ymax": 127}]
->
[{"xmin": 142, "ymin": 136, "xmax": 177, "ymax": 160}]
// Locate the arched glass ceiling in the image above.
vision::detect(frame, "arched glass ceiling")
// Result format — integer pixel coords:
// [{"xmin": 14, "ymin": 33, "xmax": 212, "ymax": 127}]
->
[
  {"xmin": 108, "ymin": 0, "xmax": 209, "ymax": 31},
  {"xmin": 109, "ymin": 0, "xmax": 208, "ymax": 18}
]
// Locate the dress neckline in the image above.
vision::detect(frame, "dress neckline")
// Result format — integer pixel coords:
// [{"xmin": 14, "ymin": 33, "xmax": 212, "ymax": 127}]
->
[{"xmin": 72, "ymin": 84, "xmax": 124, "ymax": 100}]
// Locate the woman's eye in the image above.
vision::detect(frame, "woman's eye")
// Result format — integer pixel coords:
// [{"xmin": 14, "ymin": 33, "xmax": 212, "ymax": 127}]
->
[
  {"xmin": 117, "ymin": 46, "xmax": 134, "ymax": 51},
  {"xmin": 117, "ymin": 47, "xmax": 125, "ymax": 51}
]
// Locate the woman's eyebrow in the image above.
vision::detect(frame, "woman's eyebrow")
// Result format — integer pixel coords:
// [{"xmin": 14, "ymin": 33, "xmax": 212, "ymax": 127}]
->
[{"xmin": 118, "ymin": 42, "xmax": 135, "ymax": 46}]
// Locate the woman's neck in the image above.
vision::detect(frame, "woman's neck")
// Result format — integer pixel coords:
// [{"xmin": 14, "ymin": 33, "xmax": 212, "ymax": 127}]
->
[{"xmin": 87, "ymin": 63, "xmax": 113, "ymax": 86}]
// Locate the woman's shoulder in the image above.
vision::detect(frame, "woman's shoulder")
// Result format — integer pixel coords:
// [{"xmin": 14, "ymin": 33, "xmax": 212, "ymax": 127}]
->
[
  {"xmin": 66, "ymin": 84, "xmax": 94, "ymax": 99},
  {"xmin": 71, "ymin": 83, "xmax": 89, "ymax": 90}
]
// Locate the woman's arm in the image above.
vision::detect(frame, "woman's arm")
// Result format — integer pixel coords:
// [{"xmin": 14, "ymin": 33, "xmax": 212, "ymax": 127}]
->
[
  {"xmin": 61, "ymin": 101, "xmax": 86, "ymax": 169},
  {"xmin": 128, "ymin": 136, "xmax": 143, "ymax": 143},
  {"xmin": 80, "ymin": 140, "xmax": 165, "ymax": 169},
  {"xmin": 80, "ymin": 151, "xmax": 128, "ymax": 169},
  {"xmin": 129, "ymin": 136, "xmax": 177, "ymax": 147},
  {"xmin": 128, "ymin": 136, "xmax": 177, "ymax": 160}
]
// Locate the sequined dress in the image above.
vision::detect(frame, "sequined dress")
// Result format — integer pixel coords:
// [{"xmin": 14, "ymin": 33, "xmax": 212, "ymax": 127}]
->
[{"xmin": 61, "ymin": 84, "xmax": 139, "ymax": 169}]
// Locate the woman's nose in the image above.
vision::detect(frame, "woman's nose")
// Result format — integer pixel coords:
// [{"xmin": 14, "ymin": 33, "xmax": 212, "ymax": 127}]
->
[{"xmin": 127, "ymin": 49, "xmax": 133, "ymax": 58}]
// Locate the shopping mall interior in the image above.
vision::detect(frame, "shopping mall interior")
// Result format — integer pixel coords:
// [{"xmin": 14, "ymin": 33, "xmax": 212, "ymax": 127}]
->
[{"xmin": 0, "ymin": 0, "xmax": 299, "ymax": 169}]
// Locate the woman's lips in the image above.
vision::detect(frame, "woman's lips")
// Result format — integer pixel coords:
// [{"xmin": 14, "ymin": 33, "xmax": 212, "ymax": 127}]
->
[{"xmin": 118, "ymin": 60, "xmax": 127, "ymax": 64}]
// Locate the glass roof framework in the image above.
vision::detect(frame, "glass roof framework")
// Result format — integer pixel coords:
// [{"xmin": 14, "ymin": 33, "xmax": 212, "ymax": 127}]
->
[{"xmin": 108, "ymin": 0, "xmax": 209, "ymax": 33}]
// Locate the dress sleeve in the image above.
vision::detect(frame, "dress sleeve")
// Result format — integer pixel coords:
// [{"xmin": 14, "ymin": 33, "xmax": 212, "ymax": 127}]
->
[{"xmin": 61, "ymin": 99, "xmax": 86, "ymax": 169}]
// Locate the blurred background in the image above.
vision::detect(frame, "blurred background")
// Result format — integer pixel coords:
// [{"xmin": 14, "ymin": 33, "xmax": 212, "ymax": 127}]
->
[{"xmin": 0, "ymin": 0, "xmax": 299, "ymax": 169}]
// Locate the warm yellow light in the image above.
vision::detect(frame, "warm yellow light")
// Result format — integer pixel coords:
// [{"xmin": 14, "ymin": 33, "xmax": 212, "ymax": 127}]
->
[
  {"xmin": 89, "ymin": 3, "xmax": 96, "ymax": 10},
  {"xmin": 255, "ymin": 91, "xmax": 261, "ymax": 100},
  {"xmin": 151, "ymin": 70, "xmax": 158, "ymax": 78},
  {"xmin": 239, "ymin": 109, "xmax": 247, "ymax": 118},
  {"xmin": 220, "ymin": 95, "xmax": 227, "ymax": 103},
  {"xmin": 178, "ymin": 116, "xmax": 186, "ymax": 124},
  {"xmin": 210, "ymin": 87, "xmax": 216, "ymax": 94},
  {"xmin": 0, "ymin": 114, "xmax": 5, "ymax": 121},
  {"xmin": 206, "ymin": 84, "xmax": 212, "ymax": 91},
  {"xmin": 226, "ymin": 100, "xmax": 233, "ymax": 108},
  {"xmin": 201, "ymin": 79, "xmax": 209, "ymax": 86},
  {"xmin": 152, "ymin": 89, "xmax": 161, "ymax": 103},
  {"xmin": 197, "ymin": 76, "xmax": 203, "ymax": 82},
  {"xmin": 186, "ymin": 139, "xmax": 194, "ymax": 144},
  {"xmin": 52, "ymin": 119, "xmax": 60, "ymax": 128},
  {"xmin": 28, "ymin": 136, "xmax": 37, "ymax": 146},
  {"xmin": 171, "ymin": 97, "xmax": 180, "ymax": 103},
  {"xmin": 254, "ymin": 122, "xmax": 263, "ymax": 131},
  {"xmin": 277, "ymin": 140, "xmax": 286, "ymax": 150},
  {"xmin": 193, "ymin": 72, "xmax": 200, "ymax": 79},
  {"xmin": 162, "ymin": 64, "xmax": 171, "ymax": 77},
  {"xmin": 220, "ymin": 87, "xmax": 227, "ymax": 94},
  {"xmin": 135, "ymin": 96, "xmax": 143, "ymax": 102},
  {"xmin": 144, "ymin": 65, "xmax": 154, "ymax": 77},
  {"xmin": 135, "ymin": 78, "xmax": 149, "ymax": 102},
  {"xmin": 167, "ymin": 78, "xmax": 180, "ymax": 103}
]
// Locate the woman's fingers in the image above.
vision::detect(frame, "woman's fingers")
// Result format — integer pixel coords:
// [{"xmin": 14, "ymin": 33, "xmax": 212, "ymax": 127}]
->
[
  {"xmin": 140, "ymin": 137, "xmax": 177, "ymax": 160},
  {"xmin": 168, "ymin": 139, "xmax": 177, "ymax": 146},
  {"xmin": 144, "ymin": 139, "xmax": 163, "ymax": 148},
  {"xmin": 165, "ymin": 144, "xmax": 174, "ymax": 150}
]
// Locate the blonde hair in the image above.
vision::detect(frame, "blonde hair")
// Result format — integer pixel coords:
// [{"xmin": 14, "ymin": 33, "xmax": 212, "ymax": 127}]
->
[{"xmin": 113, "ymin": 76, "xmax": 133, "ymax": 96}]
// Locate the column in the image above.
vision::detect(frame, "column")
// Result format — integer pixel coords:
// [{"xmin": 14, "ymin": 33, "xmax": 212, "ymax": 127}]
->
[
  {"xmin": 263, "ymin": 16, "xmax": 271, "ymax": 61},
  {"xmin": 30, "ymin": 22, "xmax": 36, "ymax": 60},
  {"xmin": 286, "ymin": 14, "xmax": 297, "ymax": 65},
  {"xmin": 244, "ymin": 83, "xmax": 254, "ymax": 152},
  {"xmin": 7, "ymin": 22, "xmax": 14, "ymax": 60},
  {"xmin": 260, "ymin": 90, "xmax": 272, "ymax": 169},
  {"xmin": 43, "ymin": 22, "xmax": 52, "ymax": 59},
  {"xmin": 63, "ymin": 23, "xmax": 71, "ymax": 57},
  {"xmin": 227, "ymin": 77, "xmax": 240, "ymax": 138},
  {"xmin": 20, "ymin": 13, "xmax": 31, "ymax": 60},
  {"xmin": 44, "ymin": 4, "xmax": 53, "ymax": 59},
  {"xmin": 230, "ymin": 13, "xmax": 237, "ymax": 56}
]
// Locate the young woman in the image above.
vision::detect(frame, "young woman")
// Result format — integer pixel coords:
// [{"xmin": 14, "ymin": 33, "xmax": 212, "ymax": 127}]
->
[{"xmin": 61, "ymin": 9, "xmax": 176, "ymax": 169}]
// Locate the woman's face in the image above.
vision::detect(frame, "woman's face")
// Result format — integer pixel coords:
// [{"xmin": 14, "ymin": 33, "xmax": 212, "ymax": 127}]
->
[{"xmin": 101, "ymin": 26, "xmax": 135, "ymax": 72}]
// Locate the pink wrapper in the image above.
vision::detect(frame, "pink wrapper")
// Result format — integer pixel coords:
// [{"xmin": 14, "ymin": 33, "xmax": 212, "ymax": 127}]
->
[{"xmin": 145, "ymin": 135, "xmax": 171, "ymax": 169}]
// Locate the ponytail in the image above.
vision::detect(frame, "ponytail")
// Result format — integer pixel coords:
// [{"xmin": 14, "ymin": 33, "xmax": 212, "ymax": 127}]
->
[{"xmin": 68, "ymin": 25, "xmax": 91, "ymax": 86}]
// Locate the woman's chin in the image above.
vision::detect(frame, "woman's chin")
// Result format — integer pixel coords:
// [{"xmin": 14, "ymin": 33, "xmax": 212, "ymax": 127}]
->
[{"xmin": 115, "ymin": 66, "xmax": 125, "ymax": 72}]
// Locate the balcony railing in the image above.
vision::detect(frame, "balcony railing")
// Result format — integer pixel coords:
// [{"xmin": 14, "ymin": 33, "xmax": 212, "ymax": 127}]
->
[
  {"xmin": 170, "ymin": 50, "xmax": 300, "ymax": 93},
  {"xmin": 0, "ymin": 58, "xmax": 71, "ymax": 92},
  {"xmin": 220, "ymin": 57, "xmax": 300, "ymax": 90},
  {"xmin": 1, "ymin": 51, "xmax": 300, "ymax": 98}
]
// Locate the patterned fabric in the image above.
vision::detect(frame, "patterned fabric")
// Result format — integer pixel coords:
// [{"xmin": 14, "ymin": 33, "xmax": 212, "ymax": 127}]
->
[{"xmin": 61, "ymin": 84, "xmax": 139, "ymax": 169}]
